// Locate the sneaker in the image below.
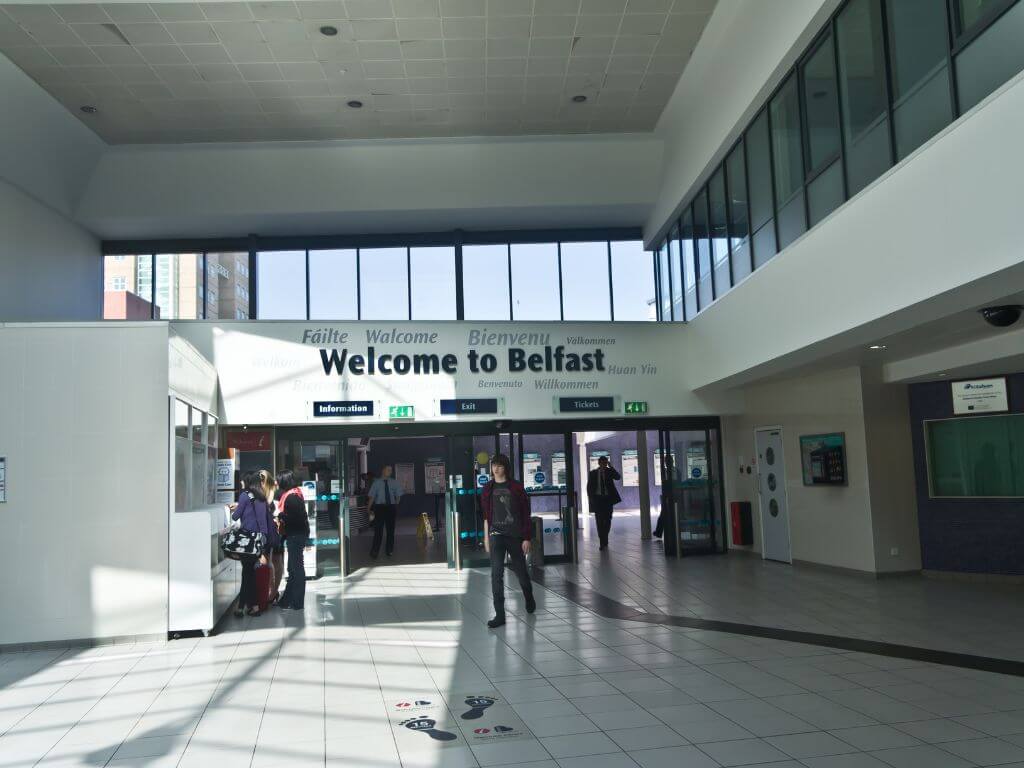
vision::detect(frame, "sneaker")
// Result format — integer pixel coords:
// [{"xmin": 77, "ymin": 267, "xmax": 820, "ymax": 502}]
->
[
  {"xmin": 525, "ymin": 595, "xmax": 536, "ymax": 614},
  {"xmin": 487, "ymin": 616, "xmax": 506, "ymax": 629}
]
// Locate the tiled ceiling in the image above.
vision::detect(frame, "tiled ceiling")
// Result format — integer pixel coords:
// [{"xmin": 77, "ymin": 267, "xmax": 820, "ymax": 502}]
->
[{"xmin": 0, "ymin": 0, "xmax": 715, "ymax": 144}]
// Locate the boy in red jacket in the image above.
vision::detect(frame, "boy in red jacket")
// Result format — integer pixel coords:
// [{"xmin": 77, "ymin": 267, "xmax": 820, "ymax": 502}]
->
[{"xmin": 480, "ymin": 453, "xmax": 536, "ymax": 628}]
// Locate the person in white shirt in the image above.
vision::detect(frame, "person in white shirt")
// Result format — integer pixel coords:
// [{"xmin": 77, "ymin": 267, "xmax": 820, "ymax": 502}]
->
[{"xmin": 367, "ymin": 465, "xmax": 403, "ymax": 558}]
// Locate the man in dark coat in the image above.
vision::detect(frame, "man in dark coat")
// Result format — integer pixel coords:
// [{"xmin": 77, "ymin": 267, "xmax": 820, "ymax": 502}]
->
[{"xmin": 587, "ymin": 456, "xmax": 621, "ymax": 551}]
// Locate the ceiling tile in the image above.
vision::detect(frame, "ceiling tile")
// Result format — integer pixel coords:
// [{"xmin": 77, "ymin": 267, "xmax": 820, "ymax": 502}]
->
[
  {"xmin": 313, "ymin": 38, "xmax": 359, "ymax": 60},
  {"xmin": 393, "ymin": 0, "xmax": 439, "ymax": 18},
  {"xmin": 249, "ymin": 2, "xmax": 302, "ymax": 21},
  {"xmin": 183, "ymin": 44, "xmax": 232, "ymax": 63},
  {"xmin": 356, "ymin": 39, "xmax": 401, "ymax": 58},
  {"xmin": 445, "ymin": 58, "xmax": 482, "ymax": 76},
  {"xmin": 399, "ymin": 38, "xmax": 441, "ymax": 57},
  {"xmin": 486, "ymin": 16, "xmax": 530, "ymax": 37},
  {"xmin": 345, "ymin": 0, "xmax": 394, "ymax": 19},
  {"xmin": 619, "ymin": 12, "xmax": 665, "ymax": 34},
  {"xmin": 404, "ymin": 58, "xmax": 444, "ymax": 76},
  {"xmin": 260, "ymin": 20, "xmax": 310, "ymax": 42},
  {"xmin": 250, "ymin": 79, "xmax": 290, "ymax": 95},
  {"xmin": 299, "ymin": 1, "xmax": 348, "ymax": 19},
  {"xmin": 224, "ymin": 40, "xmax": 275, "ymax": 61},
  {"xmin": 166, "ymin": 22, "xmax": 221, "ymax": 44},
  {"xmin": 270, "ymin": 41, "xmax": 318, "ymax": 60},
  {"xmin": 530, "ymin": 15, "xmax": 575, "ymax": 36},
  {"xmin": 46, "ymin": 45, "xmax": 103, "ymax": 66},
  {"xmin": 571, "ymin": 36, "xmax": 614, "ymax": 56},
  {"xmin": 212, "ymin": 21, "xmax": 263, "ymax": 41},
  {"xmin": 137, "ymin": 44, "xmax": 189, "ymax": 65},
  {"xmin": 303, "ymin": 19, "xmax": 355, "ymax": 37},
  {"xmin": 280, "ymin": 60, "xmax": 326, "ymax": 78},
  {"xmin": 70, "ymin": 22, "xmax": 130, "ymax": 45},
  {"xmin": 486, "ymin": 36, "xmax": 527, "ymax": 57},
  {"xmin": 529, "ymin": 37, "xmax": 571, "ymax": 57},
  {"xmin": 70, "ymin": 65, "xmax": 119, "ymax": 84},
  {"xmin": 442, "ymin": 17, "xmax": 484, "ymax": 36},
  {"xmin": 646, "ymin": 54, "xmax": 686, "ymax": 73},
  {"xmin": 0, "ymin": 19, "xmax": 36, "ymax": 46},
  {"xmin": 290, "ymin": 79, "xmax": 331, "ymax": 94},
  {"xmin": 446, "ymin": 76, "xmax": 483, "ymax": 93},
  {"xmin": 2, "ymin": 45, "xmax": 58, "ymax": 67},
  {"xmin": 575, "ymin": 15, "xmax": 622, "ymax": 35},
  {"xmin": 22, "ymin": 23, "xmax": 82, "ymax": 46},
  {"xmin": 527, "ymin": 57, "xmax": 566, "ymax": 76},
  {"xmin": 524, "ymin": 75, "xmax": 564, "ymax": 93},
  {"xmin": 487, "ymin": 0, "xmax": 531, "ymax": 15},
  {"xmin": 153, "ymin": 64, "xmax": 203, "ymax": 82},
  {"xmin": 487, "ymin": 57, "xmax": 525, "ymax": 76},
  {"xmin": 111, "ymin": 65, "xmax": 161, "ymax": 83},
  {"xmin": 100, "ymin": 4, "xmax": 158, "ymax": 23},
  {"xmin": 440, "ymin": 0, "xmax": 480, "ymax": 17},
  {"xmin": 119, "ymin": 23, "xmax": 175, "ymax": 45},
  {"xmin": 351, "ymin": 19, "xmax": 397, "ymax": 38},
  {"xmin": 238, "ymin": 62, "xmax": 283, "ymax": 79},
  {"xmin": 201, "ymin": 3, "xmax": 255, "ymax": 21},
  {"xmin": 362, "ymin": 58, "xmax": 403, "ymax": 76},
  {"xmin": 51, "ymin": 4, "xmax": 111, "ymax": 24},
  {"xmin": 535, "ymin": 0, "xmax": 581, "ymax": 14},
  {"xmin": 197, "ymin": 62, "xmax": 244, "ymax": 81},
  {"xmin": 367, "ymin": 75, "xmax": 407, "ymax": 92},
  {"xmin": 606, "ymin": 54, "xmax": 649, "ymax": 73},
  {"xmin": 396, "ymin": 17, "xmax": 441, "ymax": 37},
  {"xmin": 444, "ymin": 38, "xmax": 484, "ymax": 57},
  {"xmin": 129, "ymin": 82, "xmax": 174, "ymax": 99},
  {"xmin": 152, "ymin": 5, "xmax": 207, "ymax": 23},
  {"xmin": 612, "ymin": 35, "xmax": 658, "ymax": 55},
  {"xmin": 93, "ymin": 45, "xmax": 148, "ymax": 66},
  {"xmin": 581, "ymin": 0, "xmax": 626, "ymax": 13},
  {"xmin": 625, "ymin": 0, "xmax": 670, "ymax": 10},
  {"xmin": 3, "ymin": 5, "xmax": 61, "ymax": 24}
]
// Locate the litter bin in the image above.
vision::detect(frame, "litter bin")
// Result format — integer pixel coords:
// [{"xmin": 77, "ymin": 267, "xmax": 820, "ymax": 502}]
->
[{"xmin": 529, "ymin": 515, "xmax": 544, "ymax": 568}]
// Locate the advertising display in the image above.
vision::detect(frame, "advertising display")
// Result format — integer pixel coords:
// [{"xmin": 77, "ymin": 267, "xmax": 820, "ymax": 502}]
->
[
  {"xmin": 522, "ymin": 452, "xmax": 543, "ymax": 489},
  {"xmin": 171, "ymin": 321, "xmax": 724, "ymax": 425},
  {"xmin": 424, "ymin": 460, "xmax": 446, "ymax": 494},
  {"xmin": 799, "ymin": 433, "xmax": 847, "ymax": 486},
  {"xmin": 395, "ymin": 462, "xmax": 416, "ymax": 495},
  {"xmin": 215, "ymin": 459, "xmax": 235, "ymax": 490},
  {"xmin": 621, "ymin": 449, "xmax": 639, "ymax": 486}
]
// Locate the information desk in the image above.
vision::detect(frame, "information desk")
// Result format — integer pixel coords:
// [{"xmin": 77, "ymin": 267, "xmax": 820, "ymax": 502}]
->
[{"xmin": 169, "ymin": 504, "xmax": 239, "ymax": 635}]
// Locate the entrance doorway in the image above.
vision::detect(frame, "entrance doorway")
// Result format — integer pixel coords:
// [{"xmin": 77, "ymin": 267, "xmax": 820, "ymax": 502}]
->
[{"xmin": 755, "ymin": 427, "xmax": 792, "ymax": 563}]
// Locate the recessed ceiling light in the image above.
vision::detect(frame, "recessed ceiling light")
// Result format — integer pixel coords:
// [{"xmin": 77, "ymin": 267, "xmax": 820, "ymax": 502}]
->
[
  {"xmin": 938, "ymin": 373, "xmax": 949, "ymax": 377},
  {"xmin": 572, "ymin": 94, "xmax": 587, "ymax": 103},
  {"xmin": 320, "ymin": 25, "xmax": 338, "ymax": 36},
  {"xmin": 868, "ymin": 344, "xmax": 887, "ymax": 350},
  {"xmin": 80, "ymin": 105, "xmax": 98, "ymax": 114},
  {"xmin": 337, "ymin": 67, "xmax": 348, "ymax": 75},
  {"xmin": 346, "ymin": 100, "xmax": 363, "ymax": 108}
]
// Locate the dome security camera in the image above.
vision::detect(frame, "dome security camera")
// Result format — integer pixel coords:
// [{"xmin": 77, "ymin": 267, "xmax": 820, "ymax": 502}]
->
[{"xmin": 979, "ymin": 305, "xmax": 1023, "ymax": 328}]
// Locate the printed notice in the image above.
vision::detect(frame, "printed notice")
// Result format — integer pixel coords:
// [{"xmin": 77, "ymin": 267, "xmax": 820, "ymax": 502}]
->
[{"xmin": 952, "ymin": 378, "xmax": 1008, "ymax": 415}]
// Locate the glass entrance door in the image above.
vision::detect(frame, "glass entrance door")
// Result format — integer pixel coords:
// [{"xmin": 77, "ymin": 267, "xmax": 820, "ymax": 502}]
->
[
  {"xmin": 510, "ymin": 430, "xmax": 577, "ymax": 565},
  {"xmin": 658, "ymin": 428, "xmax": 725, "ymax": 557},
  {"xmin": 276, "ymin": 438, "xmax": 345, "ymax": 576}
]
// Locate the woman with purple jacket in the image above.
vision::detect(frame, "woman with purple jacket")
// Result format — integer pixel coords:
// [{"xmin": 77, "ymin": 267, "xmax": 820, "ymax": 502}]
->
[{"xmin": 231, "ymin": 472, "xmax": 273, "ymax": 617}]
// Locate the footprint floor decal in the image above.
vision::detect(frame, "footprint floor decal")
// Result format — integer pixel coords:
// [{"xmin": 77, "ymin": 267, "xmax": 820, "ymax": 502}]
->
[
  {"xmin": 400, "ymin": 717, "xmax": 458, "ymax": 741},
  {"xmin": 461, "ymin": 696, "xmax": 496, "ymax": 720}
]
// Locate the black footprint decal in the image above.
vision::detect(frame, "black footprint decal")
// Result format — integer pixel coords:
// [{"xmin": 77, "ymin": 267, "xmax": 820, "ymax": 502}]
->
[
  {"xmin": 400, "ymin": 717, "xmax": 458, "ymax": 741},
  {"xmin": 461, "ymin": 696, "xmax": 496, "ymax": 720}
]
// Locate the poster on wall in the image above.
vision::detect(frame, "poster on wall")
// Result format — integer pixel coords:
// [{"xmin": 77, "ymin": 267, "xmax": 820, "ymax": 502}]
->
[
  {"xmin": 550, "ymin": 452, "xmax": 567, "ymax": 487},
  {"xmin": 425, "ymin": 459, "xmax": 446, "ymax": 494},
  {"xmin": 216, "ymin": 459, "xmax": 235, "ymax": 490},
  {"xmin": 395, "ymin": 462, "xmax": 416, "ymax": 495},
  {"xmin": 621, "ymin": 449, "xmax": 639, "ymax": 486},
  {"xmin": 652, "ymin": 449, "xmax": 677, "ymax": 485},
  {"xmin": 686, "ymin": 444, "xmax": 708, "ymax": 481},
  {"xmin": 589, "ymin": 450, "xmax": 610, "ymax": 471},
  {"xmin": 952, "ymin": 377, "xmax": 1008, "ymax": 415},
  {"xmin": 523, "ymin": 452, "xmax": 543, "ymax": 489},
  {"xmin": 799, "ymin": 433, "xmax": 847, "ymax": 486}
]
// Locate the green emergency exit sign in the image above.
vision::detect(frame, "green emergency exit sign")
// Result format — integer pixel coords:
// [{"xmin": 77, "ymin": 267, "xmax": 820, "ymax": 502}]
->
[
  {"xmin": 624, "ymin": 401, "xmax": 648, "ymax": 414},
  {"xmin": 388, "ymin": 405, "xmax": 415, "ymax": 420}
]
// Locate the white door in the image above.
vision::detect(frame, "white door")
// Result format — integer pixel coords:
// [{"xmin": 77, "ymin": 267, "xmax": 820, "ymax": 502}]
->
[{"xmin": 755, "ymin": 428, "xmax": 791, "ymax": 563}]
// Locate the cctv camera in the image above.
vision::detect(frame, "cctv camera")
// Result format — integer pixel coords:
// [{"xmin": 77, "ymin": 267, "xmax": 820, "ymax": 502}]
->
[{"xmin": 979, "ymin": 305, "xmax": 1023, "ymax": 328}]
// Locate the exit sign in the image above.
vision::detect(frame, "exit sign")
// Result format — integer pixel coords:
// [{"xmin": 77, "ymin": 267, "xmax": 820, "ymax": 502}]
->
[
  {"xmin": 624, "ymin": 401, "xmax": 648, "ymax": 414},
  {"xmin": 388, "ymin": 405, "xmax": 415, "ymax": 420}
]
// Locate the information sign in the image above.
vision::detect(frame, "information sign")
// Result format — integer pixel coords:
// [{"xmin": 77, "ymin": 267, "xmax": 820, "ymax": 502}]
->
[
  {"xmin": 551, "ymin": 452, "xmax": 566, "ymax": 487},
  {"xmin": 952, "ymin": 377, "xmax": 1009, "ymax": 415},
  {"xmin": 424, "ymin": 460, "xmax": 446, "ymax": 494},
  {"xmin": 522, "ymin": 451, "xmax": 543, "ymax": 489},
  {"xmin": 558, "ymin": 396, "xmax": 615, "ymax": 413},
  {"xmin": 215, "ymin": 459, "xmax": 235, "ymax": 490},
  {"xmin": 313, "ymin": 400, "xmax": 374, "ymax": 417},
  {"xmin": 395, "ymin": 462, "xmax": 415, "ymax": 494},
  {"xmin": 621, "ymin": 449, "xmax": 639, "ymax": 486}
]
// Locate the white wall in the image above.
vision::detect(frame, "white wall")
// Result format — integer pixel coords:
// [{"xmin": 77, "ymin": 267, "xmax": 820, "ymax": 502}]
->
[
  {"xmin": 0, "ymin": 323, "xmax": 170, "ymax": 645},
  {"xmin": 646, "ymin": 0, "xmax": 837, "ymax": 242},
  {"xmin": 0, "ymin": 180, "xmax": 103, "ymax": 321},
  {"xmin": 77, "ymin": 134, "xmax": 662, "ymax": 239},
  {"xmin": 0, "ymin": 53, "xmax": 104, "ymax": 219},
  {"xmin": 723, "ymin": 367, "xmax": 877, "ymax": 572}
]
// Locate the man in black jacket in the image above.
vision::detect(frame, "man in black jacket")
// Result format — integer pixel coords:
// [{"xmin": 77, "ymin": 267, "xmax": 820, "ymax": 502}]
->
[{"xmin": 587, "ymin": 456, "xmax": 621, "ymax": 551}]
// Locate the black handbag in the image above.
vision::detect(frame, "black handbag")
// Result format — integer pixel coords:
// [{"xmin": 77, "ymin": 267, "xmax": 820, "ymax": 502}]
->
[{"xmin": 220, "ymin": 528, "xmax": 265, "ymax": 560}]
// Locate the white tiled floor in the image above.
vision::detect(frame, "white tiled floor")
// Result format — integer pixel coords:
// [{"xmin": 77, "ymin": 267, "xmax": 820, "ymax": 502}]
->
[{"xmin": 3, "ymin": 554, "xmax": 1024, "ymax": 768}]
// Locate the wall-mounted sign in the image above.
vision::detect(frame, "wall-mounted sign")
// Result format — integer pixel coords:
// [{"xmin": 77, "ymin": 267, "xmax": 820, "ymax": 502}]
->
[
  {"xmin": 523, "ymin": 452, "xmax": 543, "ymax": 489},
  {"xmin": 440, "ymin": 398, "xmax": 499, "ymax": 415},
  {"xmin": 389, "ymin": 404, "xmax": 415, "ymax": 420},
  {"xmin": 621, "ymin": 449, "xmax": 639, "ymax": 486},
  {"xmin": 215, "ymin": 459, "xmax": 235, "ymax": 490},
  {"xmin": 225, "ymin": 430, "xmax": 271, "ymax": 451},
  {"xmin": 558, "ymin": 396, "xmax": 615, "ymax": 413},
  {"xmin": 799, "ymin": 433, "xmax": 847, "ymax": 486},
  {"xmin": 551, "ymin": 452, "xmax": 567, "ymax": 487},
  {"xmin": 301, "ymin": 481, "xmax": 317, "ymax": 501},
  {"xmin": 425, "ymin": 460, "xmax": 446, "ymax": 494},
  {"xmin": 624, "ymin": 401, "xmax": 648, "ymax": 414},
  {"xmin": 313, "ymin": 400, "xmax": 374, "ymax": 417},
  {"xmin": 0, "ymin": 456, "xmax": 6, "ymax": 503},
  {"xmin": 952, "ymin": 377, "xmax": 1008, "ymax": 415},
  {"xmin": 395, "ymin": 462, "xmax": 415, "ymax": 494}
]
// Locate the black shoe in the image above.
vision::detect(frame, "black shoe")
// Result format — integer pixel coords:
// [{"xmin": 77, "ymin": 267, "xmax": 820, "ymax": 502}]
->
[
  {"xmin": 653, "ymin": 532, "xmax": 662, "ymax": 539},
  {"xmin": 386, "ymin": 551, "xmax": 393, "ymax": 557},
  {"xmin": 487, "ymin": 616, "xmax": 506, "ymax": 629},
  {"xmin": 525, "ymin": 595, "xmax": 536, "ymax": 614}
]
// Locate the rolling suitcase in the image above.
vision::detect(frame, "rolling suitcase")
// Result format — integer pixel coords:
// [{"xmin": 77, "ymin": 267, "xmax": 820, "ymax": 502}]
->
[{"xmin": 254, "ymin": 563, "xmax": 272, "ymax": 613}]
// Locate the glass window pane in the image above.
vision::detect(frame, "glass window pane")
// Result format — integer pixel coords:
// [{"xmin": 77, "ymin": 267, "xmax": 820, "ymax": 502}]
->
[
  {"xmin": 256, "ymin": 250, "xmax": 306, "ymax": 319},
  {"xmin": 657, "ymin": 241, "xmax": 671, "ymax": 321},
  {"xmin": 359, "ymin": 248, "xmax": 409, "ymax": 320},
  {"xmin": 410, "ymin": 247, "xmax": 456, "ymax": 320},
  {"xmin": 560, "ymin": 242, "xmax": 611, "ymax": 320},
  {"xmin": 777, "ymin": 191, "xmax": 807, "ymax": 250},
  {"xmin": 955, "ymin": 0, "xmax": 1024, "ymax": 112},
  {"xmin": 708, "ymin": 167, "xmax": 730, "ymax": 299},
  {"xmin": 206, "ymin": 252, "xmax": 250, "ymax": 320},
  {"xmin": 807, "ymin": 160, "xmax": 845, "ymax": 226},
  {"xmin": 610, "ymin": 241, "xmax": 656, "ymax": 321},
  {"xmin": 802, "ymin": 35, "xmax": 841, "ymax": 173},
  {"xmin": 508, "ymin": 243, "xmax": 560, "ymax": 320},
  {"xmin": 747, "ymin": 111, "xmax": 774, "ymax": 230},
  {"xmin": 681, "ymin": 208, "xmax": 697, "ymax": 319},
  {"xmin": 837, "ymin": 0, "xmax": 892, "ymax": 195},
  {"xmin": 770, "ymin": 74, "xmax": 804, "ymax": 205},
  {"xmin": 958, "ymin": 0, "xmax": 1007, "ymax": 31},
  {"xmin": 309, "ymin": 249, "xmax": 358, "ymax": 320},
  {"xmin": 731, "ymin": 240, "xmax": 752, "ymax": 285},
  {"xmin": 726, "ymin": 143, "xmax": 749, "ymax": 248},
  {"xmin": 104, "ymin": 254, "xmax": 157, "ymax": 319},
  {"xmin": 463, "ymin": 244, "xmax": 510, "ymax": 320},
  {"xmin": 668, "ymin": 227, "xmax": 682, "ymax": 321},
  {"xmin": 693, "ymin": 191, "xmax": 713, "ymax": 310},
  {"xmin": 888, "ymin": 0, "xmax": 953, "ymax": 159},
  {"xmin": 752, "ymin": 220, "xmax": 777, "ymax": 270},
  {"xmin": 153, "ymin": 253, "xmax": 204, "ymax": 320}
]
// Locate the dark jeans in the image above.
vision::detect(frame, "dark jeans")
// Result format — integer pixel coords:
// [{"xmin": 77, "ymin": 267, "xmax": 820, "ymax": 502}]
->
[
  {"xmin": 592, "ymin": 499, "xmax": 614, "ymax": 547},
  {"xmin": 238, "ymin": 555, "xmax": 258, "ymax": 610},
  {"xmin": 370, "ymin": 504, "xmax": 396, "ymax": 557},
  {"xmin": 280, "ymin": 535, "xmax": 306, "ymax": 609},
  {"xmin": 489, "ymin": 534, "xmax": 533, "ymax": 618}
]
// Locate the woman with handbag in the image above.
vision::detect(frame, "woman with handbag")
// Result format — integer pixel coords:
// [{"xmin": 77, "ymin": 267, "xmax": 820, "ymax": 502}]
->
[
  {"xmin": 231, "ymin": 473, "xmax": 273, "ymax": 617},
  {"xmin": 275, "ymin": 471, "xmax": 309, "ymax": 611}
]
